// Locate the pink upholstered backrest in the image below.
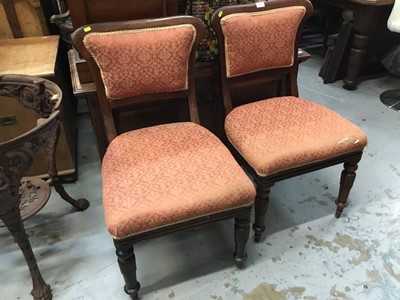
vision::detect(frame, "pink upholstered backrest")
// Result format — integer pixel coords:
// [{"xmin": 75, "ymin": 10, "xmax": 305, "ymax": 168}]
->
[
  {"xmin": 220, "ymin": 7, "xmax": 306, "ymax": 78},
  {"xmin": 83, "ymin": 25, "xmax": 197, "ymax": 100}
]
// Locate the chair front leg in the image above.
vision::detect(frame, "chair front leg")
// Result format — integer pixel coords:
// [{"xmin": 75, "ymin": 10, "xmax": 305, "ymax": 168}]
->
[
  {"xmin": 253, "ymin": 181, "xmax": 274, "ymax": 243},
  {"xmin": 233, "ymin": 208, "xmax": 251, "ymax": 269},
  {"xmin": 335, "ymin": 158, "xmax": 360, "ymax": 218},
  {"xmin": 114, "ymin": 241, "xmax": 140, "ymax": 300}
]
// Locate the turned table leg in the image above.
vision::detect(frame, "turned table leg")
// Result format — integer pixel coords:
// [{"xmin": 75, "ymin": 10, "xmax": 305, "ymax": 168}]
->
[{"xmin": 343, "ymin": 5, "xmax": 381, "ymax": 90}]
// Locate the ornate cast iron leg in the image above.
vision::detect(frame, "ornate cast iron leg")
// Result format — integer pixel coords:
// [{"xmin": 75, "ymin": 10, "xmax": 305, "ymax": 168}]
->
[
  {"xmin": 233, "ymin": 208, "xmax": 251, "ymax": 269},
  {"xmin": 0, "ymin": 207, "xmax": 51, "ymax": 300},
  {"xmin": 253, "ymin": 181, "xmax": 274, "ymax": 243},
  {"xmin": 335, "ymin": 160, "xmax": 359, "ymax": 218},
  {"xmin": 46, "ymin": 120, "xmax": 89, "ymax": 211},
  {"xmin": 114, "ymin": 242, "xmax": 140, "ymax": 300}
]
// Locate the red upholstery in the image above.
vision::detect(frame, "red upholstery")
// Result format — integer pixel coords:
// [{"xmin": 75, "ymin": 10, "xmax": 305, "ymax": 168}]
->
[
  {"xmin": 225, "ymin": 96, "xmax": 368, "ymax": 176},
  {"xmin": 102, "ymin": 122, "xmax": 256, "ymax": 239},
  {"xmin": 83, "ymin": 25, "xmax": 196, "ymax": 100},
  {"xmin": 221, "ymin": 7, "xmax": 306, "ymax": 78}
]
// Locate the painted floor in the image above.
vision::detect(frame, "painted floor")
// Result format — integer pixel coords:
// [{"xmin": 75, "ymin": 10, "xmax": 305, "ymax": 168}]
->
[{"xmin": 1, "ymin": 56, "xmax": 400, "ymax": 300}]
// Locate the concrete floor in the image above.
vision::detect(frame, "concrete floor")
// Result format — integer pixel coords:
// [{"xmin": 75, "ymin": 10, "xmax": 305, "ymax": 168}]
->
[{"xmin": 1, "ymin": 56, "xmax": 400, "ymax": 300}]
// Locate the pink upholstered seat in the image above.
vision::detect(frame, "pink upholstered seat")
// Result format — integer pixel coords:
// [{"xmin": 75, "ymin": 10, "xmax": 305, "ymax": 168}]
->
[
  {"xmin": 225, "ymin": 96, "xmax": 367, "ymax": 176},
  {"xmin": 103, "ymin": 122, "xmax": 255, "ymax": 239}
]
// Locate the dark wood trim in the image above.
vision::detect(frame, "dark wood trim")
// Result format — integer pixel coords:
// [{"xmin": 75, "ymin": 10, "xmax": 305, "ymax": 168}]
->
[
  {"xmin": 1, "ymin": 0, "xmax": 24, "ymax": 38},
  {"xmin": 211, "ymin": 0, "xmax": 313, "ymax": 114},
  {"xmin": 71, "ymin": 16, "xmax": 206, "ymax": 144},
  {"xmin": 114, "ymin": 206, "xmax": 252, "ymax": 245},
  {"xmin": 67, "ymin": 0, "xmax": 180, "ymax": 30},
  {"xmin": 319, "ymin": 0, "xmax": 394, "ymax": 89}
]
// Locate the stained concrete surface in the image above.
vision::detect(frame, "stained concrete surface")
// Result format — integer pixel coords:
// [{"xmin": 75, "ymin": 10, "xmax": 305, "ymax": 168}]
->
[{"xmin": 1, "ymin": 56, "xmax": 400, "ymax": 300}]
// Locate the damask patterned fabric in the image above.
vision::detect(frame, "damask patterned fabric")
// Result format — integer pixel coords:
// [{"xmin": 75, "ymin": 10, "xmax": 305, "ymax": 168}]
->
[
  {"xmin": 83, "ymin": 25, "xmax": 196, "ymax": 100},
  {"xmin": 102, "ymin": 122, "xmax": 256, "ymax": 239},
  {"xmin": 221, "ymin": 7, "xmax": 306, "ymax": 77},
  {"xmin": 225, "ymin": 96, "xmax": 368, "ymax": 176}
]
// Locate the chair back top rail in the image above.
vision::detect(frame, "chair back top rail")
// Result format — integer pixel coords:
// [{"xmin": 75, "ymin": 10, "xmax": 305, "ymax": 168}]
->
[
  {"xmin": 71, "ymin": 16, "xmax": 205, "ymax": 144},
  {"xmin": 211, "ymin": 0, "xmax": 313, "ymax": 114}
]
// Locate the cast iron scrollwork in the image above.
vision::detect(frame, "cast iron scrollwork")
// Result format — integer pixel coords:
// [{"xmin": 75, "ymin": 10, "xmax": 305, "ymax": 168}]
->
[
  {"xmin": 0, "ymin": 74, "xmax": 89, "ymax": 300},
  {"xmin": 0, "ymin": 75, "xmax": 60, "ymax": 118}
]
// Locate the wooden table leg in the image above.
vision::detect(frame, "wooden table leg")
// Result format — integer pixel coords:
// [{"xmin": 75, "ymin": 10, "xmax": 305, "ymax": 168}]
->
[{"xmin": 343, "ymin": 5, "xmax": 382, "ymax": 90}]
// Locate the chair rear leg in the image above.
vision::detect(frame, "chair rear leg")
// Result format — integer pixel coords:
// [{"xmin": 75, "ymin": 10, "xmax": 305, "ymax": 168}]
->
[
  {"xmin": 233, "ymin": 208, "xmax": 251, "ymax": 269},
  {"xmin": 335, "ymin": 160, "xmax": 360, "ymax": 218},
  {"xmin": 114, "ymin": 242, "xmax": 140, "ymax": 300},
  {"xmin": 253, "ymin": 182, "xmax": 274, "ymax": 243}
]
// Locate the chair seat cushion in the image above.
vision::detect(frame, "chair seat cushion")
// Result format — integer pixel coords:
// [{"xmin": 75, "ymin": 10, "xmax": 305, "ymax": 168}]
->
[
  {"xmin": 225, "ymin": 96, "xmax": 368, "ymax": 176},
  {"xmin": 102, "ymin": 122, "xmax": 256, "ymax": 239}
]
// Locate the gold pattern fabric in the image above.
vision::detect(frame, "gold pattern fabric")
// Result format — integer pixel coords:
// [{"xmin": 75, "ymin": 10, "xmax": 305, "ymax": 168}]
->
[
  {"xmin": 221, "ymin": 7, "xmax": 306, "ymax": 77},
  {"xmin": 83, "ymin": 25, "xmax": 196, "ymax": 100},
  {"xmin": 102, "ymin": 122, "xmax": 256, "ymax": 239},
  {"xmin": 225, "ymin": 96, "xmax": 368, "ymax": 176}
]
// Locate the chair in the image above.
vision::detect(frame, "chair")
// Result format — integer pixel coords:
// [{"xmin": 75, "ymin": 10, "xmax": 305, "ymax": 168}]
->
[
  {"xmin": 0, "ymin": 74, "xmax": 89, "ymax": 300},
  {"xmin": 211, "ymin": 0, "xmax": 368, "ymax": 242},
  {"xmin": 71, "ymin": 16, "xmax": 256, "ymax": 299}
]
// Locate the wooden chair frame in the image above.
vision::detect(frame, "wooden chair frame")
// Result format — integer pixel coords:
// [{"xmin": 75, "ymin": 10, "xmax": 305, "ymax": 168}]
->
[
  {"xmin": 72, "ymin": 16, "xmax": 253, "ymax": 299},
  {"xmin": 211, "ymin": 0, "xmax": 364, "ymax": 242},
  {"xmin": 72, "ymin": 16, "xmax": 204, "ymax": 144}
]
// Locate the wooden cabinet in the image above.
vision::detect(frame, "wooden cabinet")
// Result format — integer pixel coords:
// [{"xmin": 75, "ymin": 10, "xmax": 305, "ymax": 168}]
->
[{"xmin": 67, "ymin": 0, "xmax": 179, "ymax": 29}]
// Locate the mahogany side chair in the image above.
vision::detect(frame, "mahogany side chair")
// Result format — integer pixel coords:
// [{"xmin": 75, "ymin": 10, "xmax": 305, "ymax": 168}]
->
[
  {"xmin": 71, "ymin": 16, "xmax": 256, "ymax": 299},
  {"xmin": 211, "ymin": 0, "xmax": 368, "ymax": 242}
]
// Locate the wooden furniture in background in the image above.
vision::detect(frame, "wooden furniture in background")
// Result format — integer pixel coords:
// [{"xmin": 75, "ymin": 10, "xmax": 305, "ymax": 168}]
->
[
  {"xmin": 318, "ymin": 18, "xmax": 353, "ymax": 83},
  {"xmin": 67, "ymin": 0, "xmax": 179, "ymax": 29},
  {"xmin": 320, "ymin": 0, "xmax": 395, "ymax": 89},
  {"xmin": 0, "ymin": 35, "xmax": 77, "ymax": 180},
  {"xmin": 0, "ymin": 75, "xmax": 89, "ymax": 300},
  {"xmin": 0, "ymin": 0, "xmax": 49, "ymax": 39},
  {"xmin": 211, "ymin": 0, "xmax": 368, "ymax": 242}
]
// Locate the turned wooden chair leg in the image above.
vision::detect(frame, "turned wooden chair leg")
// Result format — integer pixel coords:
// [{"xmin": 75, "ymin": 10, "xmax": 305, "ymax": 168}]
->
[
  {"xmin": 335, "ymin": 160, "xmax": 360, "ymax": 218},
  {"xmin": 233, "ymin": 208, "xmax": 251, "ymax": 269},
  {"xmin": 1, "ymin": 207, "xmax": 51, "ymax": 300},
  {"xmin": 46, "ymin": 120, "xmax": 89, "ymax": 211},
  {"xmin": 253, "ymin": 182, "xmax": 274, "ymax": 243},
  {"xmin": 114, "ymin": 242, "xmax": 140, "ymax": 300}
]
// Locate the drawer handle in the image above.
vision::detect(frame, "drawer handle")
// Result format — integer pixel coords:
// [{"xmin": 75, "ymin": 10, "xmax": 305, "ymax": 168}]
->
[{"xmin": 0, "ymin": 115, "xmax": 17, "ymax": 126}]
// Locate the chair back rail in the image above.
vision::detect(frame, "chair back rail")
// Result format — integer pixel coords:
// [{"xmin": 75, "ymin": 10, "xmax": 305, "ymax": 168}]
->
[
  {"xmin": 71, "ymin": 16, "xmax": 205, "ymax": 144},
  {"xmin": 211, "ymin": 0, "xmax": 313, "ymax": 114}
]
